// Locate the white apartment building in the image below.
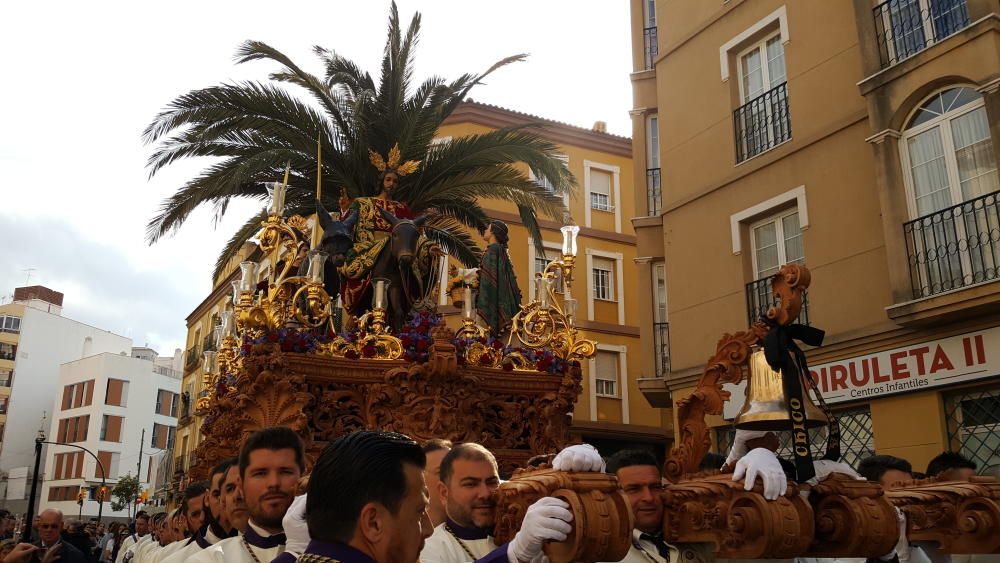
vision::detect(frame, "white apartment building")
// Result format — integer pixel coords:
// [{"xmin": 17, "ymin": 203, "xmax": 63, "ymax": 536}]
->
[
  {"xmin": 39, "ymin": 349, "xmax": 180, "ymax": 519},
  {"xmin": 0, "ymin": 286, "xmax": 131, "ymax": 513}
]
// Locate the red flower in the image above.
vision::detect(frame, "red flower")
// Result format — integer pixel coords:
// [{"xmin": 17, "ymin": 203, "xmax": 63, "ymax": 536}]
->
[
  {"xmin": 502, "ymin": 362, "xmax": 514, "ymax": 371},
  {"xmin": 281, "ymin": 341, "xmax": 293, "ymax": 352},
  {"xmin": 492, "ymin": 340, "xmax": 504, "ymax": 351},
  {"xmin": 416, "ymin": 339, "xmax": 429, "ymax": 352},
  {"xmin": 401, "ymin": 336, "xmax": 414, "ymax": 347},
  {"xmin": 267, "ymin": 333, "xmax": 279, "ymax": 342},
  {"xmin": 344, "ymin": 349, "xmax": 359, "ymax": 360},
  {"xmin": 362, "ymin": 345, "xmax": 377, "ymax": 358},
  {"xmin": 478, "ymin": 353, "xmax": 493, "ymax": 366}
]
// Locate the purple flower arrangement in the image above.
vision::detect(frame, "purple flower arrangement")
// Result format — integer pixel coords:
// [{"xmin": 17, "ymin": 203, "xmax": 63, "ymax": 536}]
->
[
  {"xmin": 398, "ymin": 311, "xmax": 444, "ymax": 363},
  {"xmin": 240, "ymin": 328, "xmax": 331, "ymax": 356}
]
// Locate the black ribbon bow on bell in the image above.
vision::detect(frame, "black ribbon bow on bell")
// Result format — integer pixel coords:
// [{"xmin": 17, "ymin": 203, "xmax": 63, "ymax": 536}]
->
[{"xmin": 762, "ymin": 320, "xmax": 832, "ymax": 483}]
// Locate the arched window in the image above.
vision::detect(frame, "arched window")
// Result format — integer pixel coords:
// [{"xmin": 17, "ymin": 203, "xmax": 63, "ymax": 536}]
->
[
  {"xmin": 901, "ymin": 86, "xmax": 1000, "ymax": 297},
  {"xmin": 902, "ymin": 87, "xmax": 997, "ymax": 217}
]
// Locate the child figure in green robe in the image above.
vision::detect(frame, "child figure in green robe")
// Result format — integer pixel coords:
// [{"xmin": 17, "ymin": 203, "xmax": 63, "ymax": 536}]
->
[{"xmin": 476, "ymin": 220, "xmax": 522, "ymax": 337}]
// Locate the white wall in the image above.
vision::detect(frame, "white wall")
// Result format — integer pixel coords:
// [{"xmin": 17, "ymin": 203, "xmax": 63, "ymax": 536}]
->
[
  {"xmin": 39, "ymin": 353, "xmax": 179, "ymax": 518},
  {"xmin": 1, "ymin": 307, "xmax": 130, "ymax": 473}
]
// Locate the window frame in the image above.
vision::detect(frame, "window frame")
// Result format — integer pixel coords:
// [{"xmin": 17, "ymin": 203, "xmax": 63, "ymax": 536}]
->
[
  {"xmin": 750, "ymin": 207, "xmax": 804, "ymax": 279},
  {"xmin": 594, "ymin": 350, "xmax": 620, "ymax": 399},
  {"xmin": 898, "ymin": 87, "xmax": 995, "ymax": 220},
  {"xmin": 592, "ymin": 260, "xmax": 615, "ymax": 302},
  {"xmin": 736, "ymin": 31, "xmax": 785, "ymax": 104}
]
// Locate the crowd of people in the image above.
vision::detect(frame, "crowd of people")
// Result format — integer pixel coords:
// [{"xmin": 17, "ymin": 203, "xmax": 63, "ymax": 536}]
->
[{"xmin": 0, "ymin": 427, "xmax": 994, "ymax": 563}]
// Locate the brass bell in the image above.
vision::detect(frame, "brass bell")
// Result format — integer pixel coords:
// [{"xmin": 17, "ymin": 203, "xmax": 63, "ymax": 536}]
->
[{"xmin": 735, "ymin": 348, "xmax": 828, "ymax": 431}]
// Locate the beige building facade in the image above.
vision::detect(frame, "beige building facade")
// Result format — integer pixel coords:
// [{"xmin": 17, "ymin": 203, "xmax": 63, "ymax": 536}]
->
[{"xmin": 629, "ymin": 0, "xmax": 1000, "ymax": 472}]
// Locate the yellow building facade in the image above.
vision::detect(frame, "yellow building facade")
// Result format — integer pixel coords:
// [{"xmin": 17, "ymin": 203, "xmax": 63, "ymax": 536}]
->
[
  {"xmin": 171, "ymin": 102, "xmax": 670, "ymax": 487},
  {"xmin": 629, "ymin": 0, "xmax": 1000, "ymax": 472}
]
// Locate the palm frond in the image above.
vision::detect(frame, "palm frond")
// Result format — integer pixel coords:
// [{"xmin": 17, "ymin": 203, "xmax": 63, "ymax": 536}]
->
[
  {"xmin": 213, "ymin": 209, "xmax": 268, "ymax": 280},
  {"xmin": 422, "ymin": 217, "xmax": 482, "ymax": 267}
]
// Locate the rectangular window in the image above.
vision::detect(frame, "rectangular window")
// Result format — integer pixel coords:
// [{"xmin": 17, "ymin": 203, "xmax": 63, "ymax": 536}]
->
[
  {"xmin": 72, "ymin": 383, "xmax": 84, "ymax": 409},
  {"xmin": 101, "ymin": 415, "xmax": 123, "ymax": 443},
  {"xmin": 84, "ymin": 380, "xmax": 94, "ymax": 406},
  {"xmin": 945, "ymin": 386, "xmax": 1000, "ymax": 470},
  {"xmin": 0, "ymin": 315, "xmax": 20, "ymax": 334},
  {"xmin": 592, "ymin": 258, "xmax": 615, "ymax": 301},
  {"xmin": 751, "ymin": 209, "xmax": 804, "ymax": 279},
  {"xmin": 0, "ymin": 368, "xmax": 11, "ymax": 387},
  {"xmin": 0, "ymin": 398, "xmax": 7, "ymax": 415},
  {"xmin": 739, "ymin": 34, "xmax": 786, "ymax": 103},
  {"xmin": 105, "ymin": 379, "xmax": 126, "ymax": 407},
  {"xmin": 0, "ymin": 343, "xmax": 15, "ymax": 361},
  {"xmin": 589, "ymin": 169, "xmax": 613, "ymax": 211},
  {"xmin": 594, "ymin": 351, "xmax": 619, "ymax": 398},
  {"xmin": 734, "ymin": 33, "xmax": 790, "ymax": 162},
  {"xmin": 152, "ymin": 423, "xmax": 172, "ymax": 449},
  {"xmin": 653, "ymin": 262, "xmax": 670, "ymax": 378},
  {"xmin": 96, "ymin": 451, "xmax": 113, "ymax": 480},
  {"xmin": 647, "ymin": 115, "xmax": 662, "ymax": 216}
]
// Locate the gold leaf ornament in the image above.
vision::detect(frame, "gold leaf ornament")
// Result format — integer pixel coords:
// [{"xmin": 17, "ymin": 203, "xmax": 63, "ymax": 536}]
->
[{"xmin": 369, "ymin": 143, "xmax": 421, "ymax": 176}]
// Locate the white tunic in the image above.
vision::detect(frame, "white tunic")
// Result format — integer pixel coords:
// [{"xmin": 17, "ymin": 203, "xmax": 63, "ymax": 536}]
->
[
  {"xmin": 147, "ymin": 540, "xmax": 185, "ymax": 563},
  {"xmin": 115, "ymin": 534, "xmax": 148, "ymax": 563},
  {"xmin": 161, "ymin": 527, "xmax": 227, "ymax": 563},
  {"xmin": 133, "ymin": 541, "xmax": 162, "ymax": 563},
  {"xmin": 187, "ymin": 522, "xmax": 285, "ymax": 563},
  {"xmin": 419, "ymin": 522, "xmax": 504, "ymax": 563},
  {"xmin": 610, "ymin": 530, "xmax": 679, "ymax": 563}
]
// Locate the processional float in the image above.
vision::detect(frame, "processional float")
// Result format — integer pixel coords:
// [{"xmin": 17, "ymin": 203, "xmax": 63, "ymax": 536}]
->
[{"xmin": 190, "ymin": 171, "xmax": 998, "ymax": 562}]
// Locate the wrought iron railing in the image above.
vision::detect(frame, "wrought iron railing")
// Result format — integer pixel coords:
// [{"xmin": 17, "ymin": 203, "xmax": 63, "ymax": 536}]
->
[
  {"xmin": 873, "ymin": 0, "xmax": 969, "ymax": 68},
  {"xmin": 733, "ymin": 82, "xmax": 791, "ymax": 163},
  {"xmin": 653, "ymin": 322, "xmax": 670, "ymax": 377},
  {"xmin": 643, "ymin": 26, "xmax": 658, "ymax": 70},
  {"xmin": 184, "ymin": 345, "xmax": 200, "ymax": 371},
  {"xmin": 647, "ymin": 168, "xmax": 662, "ymax": 216},
  {"xmin": 746, "ymin": 274, "xmax": 810, "ymax": 326},
  {"xmin": 945, "ymin": 387, "xmax": 1000, "ymax": 471},
  {"xmin": 903, "ymin": 190, "xmax": 1000, "ymax": 299},
  {"xmin": 202, "ymin": 334, "xmax": 217, "ymax": 353}
]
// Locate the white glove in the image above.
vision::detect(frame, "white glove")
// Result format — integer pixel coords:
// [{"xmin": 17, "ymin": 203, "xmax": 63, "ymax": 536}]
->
[
  {"xmin": 507, "ymin": 497, "xmax": 573, "ymax": 563},
  {"xmin": 282, "ymin": 494, "xmax": 310, "ymax": 557},
  {"xmin": 732, "ymin": 447, "xmax": 788, "ymax": 500},
  {"xmin": 552, "ymin": 444, "xmax": 605, "ymax": 472},
  {"xmin": 807, "ymin": 459, "xmax": 864, "ymax": 485},
  {"xmin": 723, "ymin": 429, "xmax": 772, "ymax": 468}
]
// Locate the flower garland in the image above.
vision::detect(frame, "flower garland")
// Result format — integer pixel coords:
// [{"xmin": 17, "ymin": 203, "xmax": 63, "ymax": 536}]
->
[{"xmin": 240, "ymin": 328, "xmax": 331, "ymax": 356}]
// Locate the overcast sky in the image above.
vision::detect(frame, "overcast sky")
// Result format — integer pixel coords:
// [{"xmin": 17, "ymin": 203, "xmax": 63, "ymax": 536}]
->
[{"xmin": 0, "ymin": 0, "xmax": 632, "ymax": 356}]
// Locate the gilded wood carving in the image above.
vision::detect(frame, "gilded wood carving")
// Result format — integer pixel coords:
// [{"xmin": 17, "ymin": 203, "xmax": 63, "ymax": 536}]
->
[
  {"xmin": 887, "ymin": 477, "xmax": 1000, "ymax": 554},
  {"xmin": 191, "ymin": 325, "xmax": 581, "ymax": 480},
  {"xmin": 660, "ymin": 473, "xmax": 813, "ymax": 559},
  {"xmin": 493, "ymin": 468, "xmax": 633, "ymax": 563}
]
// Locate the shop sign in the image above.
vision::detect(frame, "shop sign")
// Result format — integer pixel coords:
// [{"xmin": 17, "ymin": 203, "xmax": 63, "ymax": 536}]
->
[{"xmin": 723, "ymin": 327, "xmax": 998, "ymax": 419}]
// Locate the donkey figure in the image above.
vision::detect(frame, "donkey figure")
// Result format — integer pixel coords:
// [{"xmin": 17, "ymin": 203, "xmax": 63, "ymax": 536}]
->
[
  {"xmin": 348, "ymin": 207, "xmax": 430, "ymax": 332},
  {"xmin": 298, "ymin": 199, "xmax": 357, "ymax": 300}
]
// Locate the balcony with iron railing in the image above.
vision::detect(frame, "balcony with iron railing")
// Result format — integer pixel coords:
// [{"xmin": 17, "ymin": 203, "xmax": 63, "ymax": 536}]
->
[
  {"xmin": 903, "ymin": 190, "xmax": 1000, "ymax": 299},
  {"xmin": 202, "ymin": 334, "xmax": 217, "ymax": 353},
  {"xmin": 653, "ymin": 322, "xmax": 670, "ymax": 377},
  {"xmin": 746, "ymin": 274, "xmax": 810, "ymax": 326},
  {"xmin": 873, "ymin": 0, "xmax": 970, "ymax": 68},
  {"xmin": 647, "ymin": 168, "xmax": 661, "ymax": 216},
  {"xmin": 184, "ymin": 345, "xmax": 200, "ymax": 372},
  {"xmin": 643, "ymin": 26, "xmax": 657, "ymax": 70},
  {"xmin": 733, "ymin": 82, "xmax": 791, "ymax": 164}
]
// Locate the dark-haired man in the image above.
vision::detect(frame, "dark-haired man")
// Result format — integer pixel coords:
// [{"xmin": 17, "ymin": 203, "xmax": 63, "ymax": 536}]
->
[
  {"xmin": 150, "ymin": 482, "xmax": 208, "ymax": 563},
  {"xmin": 189, "ymin": 427, "xmax": 305, "ymax": 563},
  {"xmin": 293, "ymin": 430, "xmax": 433, "ymax": 563},
  {"xmin": 604, "ymin": 449, "xmax": 675, "ymax": 563},
  {"xmin": 858, "ymin": 455, "xmax": 913, "ymax": 486},
  {"xmin": 421, "ymin": 443, "xmax": 602, "ymax": 563},
  {"xmin": 115, "ymin": 514, "xmax": 150, "ymax": 563},
  {"xmin": 423, "ymin": 439, "xmax": 453, "ymax": 527},
  {"xmin": 162, "ymin": 460, "xmax": 238, "ymax": 563},
  {"xmin": 926, "ymin": 451, "xmax": 977, "ymax": 481}
]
